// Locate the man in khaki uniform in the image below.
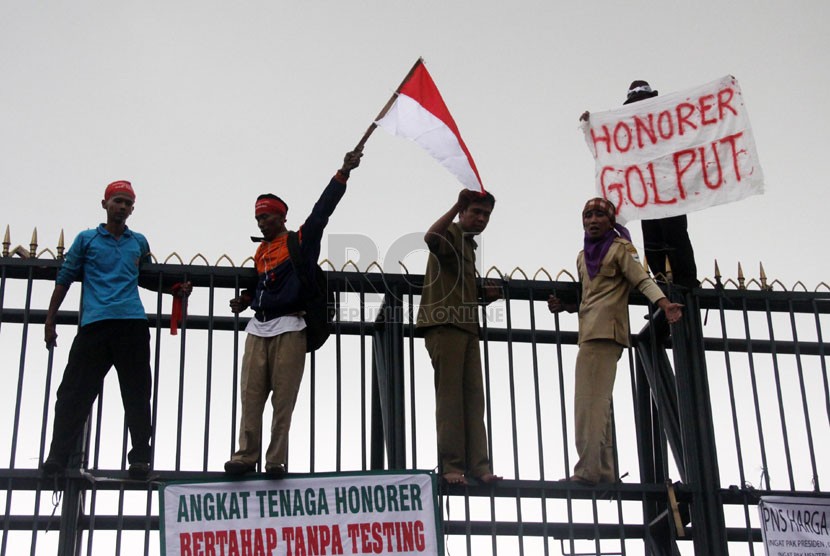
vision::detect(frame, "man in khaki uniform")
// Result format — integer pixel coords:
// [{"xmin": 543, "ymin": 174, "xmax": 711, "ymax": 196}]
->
[
  {"xmin": 549, "ymin": 197, "xmax": 683, "ymax": 485},
  {"xmin": 417, "ymin": 189, "xmax": 502, "ymax": 486}
]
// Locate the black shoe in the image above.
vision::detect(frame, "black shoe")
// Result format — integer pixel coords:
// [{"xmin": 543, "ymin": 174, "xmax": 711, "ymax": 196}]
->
[
  {"xmin": 128, "ymin": 462, "xmax": 151, "ymax": 480},
  {"xmin": 41, "ymin": 458, "xmax": 64, "ymax": 477},
  {"xmin": 265, "ymin": 464, "xmax": 286, "ymax": 478},
  {"xmin": 224, "ymin": 460, "xmax": 256, "ymax": 475}
]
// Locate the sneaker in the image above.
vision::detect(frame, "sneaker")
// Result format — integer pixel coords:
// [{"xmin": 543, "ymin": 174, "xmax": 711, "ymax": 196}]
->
[
  {"xmin": 224, "ymin": 460, "xmax": 256, "ymax": 475},
  {"xmin": 128, "ymin": 462, "xmax": 151, "ymax": 480},
  {"xmin": 265, "ymin": 464, "xmax": 286, "ymax": 478},
  {"xmin": 41, "ymin": 458, "xmax": 64, "ymax": 477}
]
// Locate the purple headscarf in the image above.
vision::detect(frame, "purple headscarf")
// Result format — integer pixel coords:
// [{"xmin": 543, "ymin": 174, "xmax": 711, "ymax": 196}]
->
[{"xmin": 582, "ymin": 198, "xmax": 632, "ymax": 279}]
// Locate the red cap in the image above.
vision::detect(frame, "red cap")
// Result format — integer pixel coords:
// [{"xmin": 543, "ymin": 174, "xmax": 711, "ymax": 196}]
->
[{"xmin": 104, "ymin": 180, "xmax": 136, "ymax": 201}]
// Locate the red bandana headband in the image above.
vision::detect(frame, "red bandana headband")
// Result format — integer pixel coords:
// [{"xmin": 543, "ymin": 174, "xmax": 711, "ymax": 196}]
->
[
  {"xmin": 255, "ymin": 198, "xmax": 287, "ymax": 217},
  {"xmin": 105, "ymin": 180, "xmax": 135, "ymax": 201}
]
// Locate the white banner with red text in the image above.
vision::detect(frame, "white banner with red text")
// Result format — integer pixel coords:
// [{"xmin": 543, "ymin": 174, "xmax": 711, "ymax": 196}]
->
[
  {"xmin": 160, "ymin": 471, "xmax": 441, "ymax": 556},
  {"xmin": 582, "ymin": 75, "xmax": 764, "ymax": 223},
  {"xmin": 758, "ymin": 496, "xmax": 830, "ymax": 556}
]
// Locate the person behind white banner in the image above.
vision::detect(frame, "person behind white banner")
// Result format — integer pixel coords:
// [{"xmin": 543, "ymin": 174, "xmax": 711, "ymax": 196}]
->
[
  {"xmin": 580, "ymin": 80, "xmax": 700, "ymax": 289},
  {"xmin": 548, "ymin": 197, "xmax": 683, "ymax": 486}
]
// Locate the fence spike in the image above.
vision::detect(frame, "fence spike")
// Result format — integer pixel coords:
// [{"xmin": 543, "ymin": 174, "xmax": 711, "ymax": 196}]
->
[
  {"xmin": 760, "ymin": 262, "xmax": 771, "ymax": 291},
  {"xmin": 29, "ymin": 228, "xmax": 38, "ymax": 258},
  {"xmin": 57, "ymin": 229, "xmax": 65, "ymax": 259},
  {"xmin": 737, "ymin": 262, "xmax": 746, "ymax": 290}
]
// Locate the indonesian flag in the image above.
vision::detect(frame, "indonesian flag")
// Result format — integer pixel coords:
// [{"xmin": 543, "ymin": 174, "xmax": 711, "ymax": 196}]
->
[{"xmin": 375, "ymin": 61, "xmax": 485, "ymax": 193}]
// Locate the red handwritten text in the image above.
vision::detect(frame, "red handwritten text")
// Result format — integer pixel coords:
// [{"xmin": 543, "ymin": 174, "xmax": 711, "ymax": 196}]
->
[
  {"xmin": 591, "ymin": 87, "xmax": 738, "ymax": 155},
  {"xmin": 600, "ymin": 131, "xmax": 746, "ymax": 213}
]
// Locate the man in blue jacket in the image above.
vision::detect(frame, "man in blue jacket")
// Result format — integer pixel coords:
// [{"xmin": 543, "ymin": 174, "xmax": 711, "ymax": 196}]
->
[{"xmin": 224, "ymin": 148, "xmax": 362, "ymax": 477}]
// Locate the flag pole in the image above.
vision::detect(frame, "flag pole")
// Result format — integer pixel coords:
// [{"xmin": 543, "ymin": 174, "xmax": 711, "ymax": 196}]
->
[{"xmin": 355, "ymin": 57, "xmax": 424, "ymax": 150}]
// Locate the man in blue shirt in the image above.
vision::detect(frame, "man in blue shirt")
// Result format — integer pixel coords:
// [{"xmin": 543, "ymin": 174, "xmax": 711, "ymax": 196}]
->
[{"xmin": 41, "ymin": 180, "xmax": 191, "ymax": 479}]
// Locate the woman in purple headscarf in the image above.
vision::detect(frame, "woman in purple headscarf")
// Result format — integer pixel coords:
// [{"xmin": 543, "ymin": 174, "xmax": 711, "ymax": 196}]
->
[{"xmin": 548, "ymin": 198, "xmax": 684, "ymax": 486}]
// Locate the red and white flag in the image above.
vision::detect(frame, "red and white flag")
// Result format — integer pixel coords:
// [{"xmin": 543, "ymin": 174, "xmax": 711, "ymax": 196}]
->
[{"xmin": 375, "ymin": 60, "xmax": 485, "ymax": 193}]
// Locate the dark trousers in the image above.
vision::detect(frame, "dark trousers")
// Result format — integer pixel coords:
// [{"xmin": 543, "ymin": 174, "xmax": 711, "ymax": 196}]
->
[
  {"xmin": 641, "ymin": 215, "xmax": 699, "ymax": 288},
  {"xmin": 47, "ymin": 319, "xmax": 152, "ymax": 466}
]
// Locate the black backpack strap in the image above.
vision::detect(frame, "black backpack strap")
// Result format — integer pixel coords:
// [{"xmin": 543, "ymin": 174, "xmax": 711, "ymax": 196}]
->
[{"xmin": 286, "ymin": 231, "xmax": 313, "ymax": 294}]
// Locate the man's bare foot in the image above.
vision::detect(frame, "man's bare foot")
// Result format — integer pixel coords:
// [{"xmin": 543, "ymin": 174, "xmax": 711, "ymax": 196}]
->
[
  {"xmin": 475, "ymin": 472, "xmax": 503, "ymax": 484},
  {"xmin": 442, "ymin": 472, "xmax": 469, "ymax": 485}
]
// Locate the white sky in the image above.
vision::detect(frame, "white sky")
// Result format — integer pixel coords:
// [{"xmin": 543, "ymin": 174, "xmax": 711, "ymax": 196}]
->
[
  {"xmin": 1, "ymin": 3, "xmax": 828, "ymax": 554},
  {"xmin": 2, "ymin": 1, "xmax": 828, "ymax": 287}
]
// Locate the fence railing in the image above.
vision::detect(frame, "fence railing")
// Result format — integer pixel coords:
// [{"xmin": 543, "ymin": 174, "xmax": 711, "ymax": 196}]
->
[{"xmin": 0, "ymin": 256, "xmax": 828, "ymax": 556}]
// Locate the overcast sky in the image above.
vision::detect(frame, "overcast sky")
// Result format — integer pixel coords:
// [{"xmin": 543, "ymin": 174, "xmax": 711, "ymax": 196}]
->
[
  {"xmin": 2, "ymin": 3, "xmax": 828, "ymax": 555},
  {"xmin": 2, "ymin": 1, "xmax": 828, "ymax": 288}
]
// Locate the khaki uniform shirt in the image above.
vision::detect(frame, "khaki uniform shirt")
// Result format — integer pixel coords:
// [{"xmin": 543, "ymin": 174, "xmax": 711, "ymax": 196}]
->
[
  {"xmin": 577, "ymin": 238, "xmax": 665, "ymax": 346},
  {"xmin": 417, "ymin": 222, "xmax": 480, "ymax": 335}
]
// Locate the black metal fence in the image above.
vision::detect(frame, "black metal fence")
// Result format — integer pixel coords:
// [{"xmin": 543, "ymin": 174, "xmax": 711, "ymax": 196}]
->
[{"xmin": 0, "ymin": 254, "xmax": 828, "ymax": 556}]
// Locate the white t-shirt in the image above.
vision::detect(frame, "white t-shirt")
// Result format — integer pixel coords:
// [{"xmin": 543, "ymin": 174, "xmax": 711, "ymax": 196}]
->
[{"xmin": 244, "ymin": 314, "xmax": 306, "ymax": 338}]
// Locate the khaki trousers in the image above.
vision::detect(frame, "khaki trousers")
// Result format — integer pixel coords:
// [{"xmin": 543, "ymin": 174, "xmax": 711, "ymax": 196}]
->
[
  {"xmin": 573, "ymin": 339, "xmax": 623, "ymax": 484},
  {"xmin": 231, "ymin": 330, "xmax": 306, "ymax": 468},
  {"xmin": 424, "ymin": 325, "xmax": 492, "ymax": 477}
]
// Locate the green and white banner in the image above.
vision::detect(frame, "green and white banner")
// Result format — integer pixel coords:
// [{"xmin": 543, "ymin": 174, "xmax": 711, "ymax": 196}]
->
[{"xmin": 160, "ymin": 471, "xmax": 441, "ymax": 556}]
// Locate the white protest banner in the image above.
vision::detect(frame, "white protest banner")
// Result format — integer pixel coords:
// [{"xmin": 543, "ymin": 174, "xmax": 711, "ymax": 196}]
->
[
  {"xmin": 160, "ymin": 471, "xmax": 441, "ymax": 556},
  {"xmin": 758, "ymin": 496, "xmax": 830, "ymax": 556},
  {"xmin": 582, "ymin": 75, "xmax": 765, "ymax": 223}
]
